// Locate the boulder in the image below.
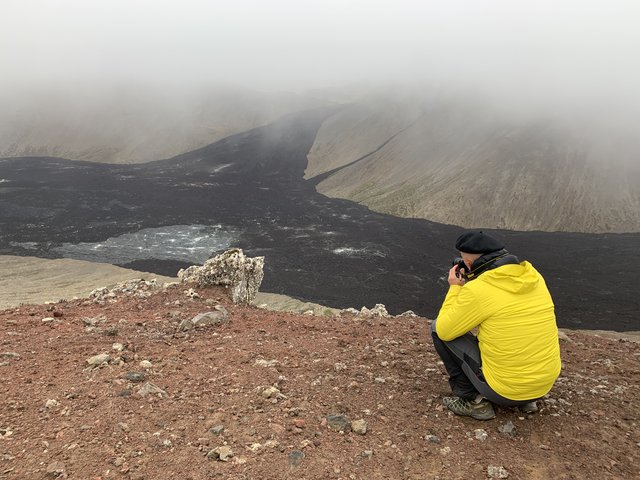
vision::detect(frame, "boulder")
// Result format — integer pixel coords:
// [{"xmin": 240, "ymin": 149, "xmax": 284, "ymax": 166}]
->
[{"xmin": 178, "ymin": 249, "xmax": 264, "ymax": 305}]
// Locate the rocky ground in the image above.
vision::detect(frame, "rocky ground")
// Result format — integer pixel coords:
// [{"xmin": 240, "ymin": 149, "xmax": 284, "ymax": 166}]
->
[{"xmin": 1, "ymin": 283, "xmax": 638, "ymax": 480}]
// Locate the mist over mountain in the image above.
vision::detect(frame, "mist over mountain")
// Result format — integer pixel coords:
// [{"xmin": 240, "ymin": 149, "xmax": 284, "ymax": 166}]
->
[
  {"xmin": 306, "ymin": 92, "xmax": 640, "ymax": 233},
  {"xmin": 0, "ymin": 86, "xmax": 325, "ymax": 164}
]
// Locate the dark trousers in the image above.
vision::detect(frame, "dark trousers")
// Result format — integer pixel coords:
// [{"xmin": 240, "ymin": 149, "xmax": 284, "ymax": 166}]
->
[{"xmin": 430, "ymin": 320, "xmax": 534, "ymax": 406}]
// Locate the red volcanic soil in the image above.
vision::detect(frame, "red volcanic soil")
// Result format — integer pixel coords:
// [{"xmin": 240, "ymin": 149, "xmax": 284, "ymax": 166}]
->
[{"xmin": 1, "ymin": 285, "xmax": 638, "ymax": 479}]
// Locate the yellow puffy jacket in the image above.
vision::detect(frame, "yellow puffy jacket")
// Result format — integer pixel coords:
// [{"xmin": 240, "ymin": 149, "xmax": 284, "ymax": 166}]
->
[{"xmin": 435, "ymin": 261, "xmax": 561, "ymax": 401}]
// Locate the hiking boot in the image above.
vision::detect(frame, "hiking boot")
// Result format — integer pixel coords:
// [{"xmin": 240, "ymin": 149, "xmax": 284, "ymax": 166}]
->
[
  {"xmin": 519, "ymin": 401, "xmax": 539, "ymax": 414},
  {"xmin": 443, "ymin": 396, "xmax": 496, "ymax": 420}
]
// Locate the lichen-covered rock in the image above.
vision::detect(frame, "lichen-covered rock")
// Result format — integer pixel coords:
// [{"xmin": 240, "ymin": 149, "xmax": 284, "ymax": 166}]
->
[
  {"xmin": 90, "ymin": 279, "xmax": 161, "ymax": 302},
  {"xmin": 359, "ymin": 304, "xmax": 390, "ymax": 317},
  {"xmin": 178, "ymin": 249, "xmax": 264, "ymax": 305}
]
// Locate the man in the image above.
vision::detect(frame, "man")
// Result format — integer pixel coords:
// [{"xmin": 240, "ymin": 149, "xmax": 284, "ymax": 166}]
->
[{"xmin": 431, "ymin": 230, "xmax": 561, "ymax": 420}]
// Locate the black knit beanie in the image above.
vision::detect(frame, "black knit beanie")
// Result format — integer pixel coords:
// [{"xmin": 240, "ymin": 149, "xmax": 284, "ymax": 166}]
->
[{"xmin": 455, "ymin": 230, "xmax": 504, "ymax": 254}]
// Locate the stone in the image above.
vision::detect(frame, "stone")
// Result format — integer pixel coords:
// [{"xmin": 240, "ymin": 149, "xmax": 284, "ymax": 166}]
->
[
  {"xmin": 398, "ymin": 310, "xmax": 418, "ymax": 317},
  {"xmin": 45, "ymin": 461, "xmax": 65, "ymax": 477},
  {"xmin": 118, "ymin": 422, "xmax": 130, "ymax": 432},
  {"xmin": 475, "ymin": 429, "xmax": 488, "ymax": 441},
  {"xmin": 288, "ymin": 450, "xmax": 305, "ymax": 468},
  {"xmin": 125, "ymin": 372, "xmax": 145, "ymax": 383},
  {"xmin": 45, "ymin": 399, "xmax": 59, "ymax": 409},
  {"xmin": 42, "ymin": 317, "xmax": 55, "ymax": 323},
  {"xmin": 82, "ymin": 315, "xmax": 106, "ymax": 326},
  {"xmin": 209, "ymin": 425, "xmax": 224, "ymax": 435},
  {"xmin": 139, "ymin": 360, "xmax": 153, "ymax": 369},
  {"xmin": 425, "ymin": 434, "xmax": 441, "ymax": 443},
  {"xmin": 185, "ymin": 288, "xmax": 200, "ymax": 299},
  {"xmin": 362, "ymin": 450, "xmax": 374, "ymax": 459},
  {"xmin": 137, "ymin": 382, "xmax": 168, "ymax": 398},
  {"xmin": 498, "ymin": 421, "xmax": 517, "ymax": 437},
  {"xmin": 487, "ymin": 465, "xmax": 509, "ymax": 478},
  {"xmin": 352, "ymin": 419, "xmax": 367, "ymax": 435},
  {"xmin": 334, "ymin": 362, "xmax": 347, "ymax": 372},
  {"xmin": 114, "ymin": 457, "xmax": 126, "ymax": 467},
  {"xmin": 86, "ymin": 353, "xmax": 110, "ymax": 366},
  {"xmin": 342, "ymin": 308, "xmax": 360, "ymax": 315},
  {"xmin": 207, "ymin": 446, "xmax": 234, "ymax": 461},
  {"xmin": 261, "ymin": 386, "xmax": 285, "ymax": 399},
  {"xmin": 178, "ymin": 248, "xmax": 264, "ymax": 305},
  {"xmin": 359, "ymin": 304, "xmax": 390, "ymax": 317},
  {"xmin": 326, "ymin": 414, "xmax": 351, "ymax": 433},
  {"xmin": 112, "ymin": 343, "xmax": 125, "ymax": 352},
  {"xmin": 191, "ymin": 307, "xmax": 229, "ymax": 328},
  {"xmin": 255, "ymin": 359, "xmax": 279, "ymax": 367},
  {"xmin": 0, "ymin": 352, "xmax": 20, "ymax": 360},
  {"xmin": 177, "ymin": 318, "xmax": 194, "ymax": 331},
  {"xmin": 557, "ymin": 331, "xmax": 573, "ymax": 343}
]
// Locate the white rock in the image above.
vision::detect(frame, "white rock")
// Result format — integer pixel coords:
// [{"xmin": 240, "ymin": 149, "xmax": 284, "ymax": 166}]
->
[
  {"xmin": 140, "ymin": 360, "xmax": 153, "ymax": 369},
  {"xmin": 41, "ymin": 317, "xmax": 55, "ymax": 323},
  {"xmin": 178, "ymin": 248, "xmax": 264, "ymax": 305},
  {"xmin": 112, "ymin": 343, "xmax": 125, "ymax": 352},
  {"xmin": 86, "ymin": 353, "xmax": 110, "ymax": 366},
  {"xmin": 487, "ymin": 465, "xmax": 509, "ymax": 478},
  {"xmin": 45, "ymin": 399, "xmax": 59, "ymax": 409}
]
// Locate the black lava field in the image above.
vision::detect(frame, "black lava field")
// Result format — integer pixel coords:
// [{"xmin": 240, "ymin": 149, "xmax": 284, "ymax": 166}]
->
[{"xmin": 0, "ymin": 107, "xmax": 637, "ymax": 331}]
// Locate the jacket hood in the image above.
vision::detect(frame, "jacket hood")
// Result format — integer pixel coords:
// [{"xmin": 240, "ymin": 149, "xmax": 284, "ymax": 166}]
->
[{"xmin": 479, "ymin": 261, "xmax": 539, "ymax": 294}]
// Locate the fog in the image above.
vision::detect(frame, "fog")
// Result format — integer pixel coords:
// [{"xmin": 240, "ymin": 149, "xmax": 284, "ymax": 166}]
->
[{"xmin": 2, "ymin": 1, "xmax": 639, "ymax": 124}]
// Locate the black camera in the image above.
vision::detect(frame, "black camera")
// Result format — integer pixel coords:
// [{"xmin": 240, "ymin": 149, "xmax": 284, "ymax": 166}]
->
[{"xmin": 452, "ymin": 257, "xmax": 468, "ymax": 278}]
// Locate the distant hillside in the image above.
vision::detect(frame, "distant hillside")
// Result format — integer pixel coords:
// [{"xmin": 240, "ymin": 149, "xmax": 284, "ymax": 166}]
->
[
  {"xmin": 306, "ymin": 96, "xmax": 640, "ymax": 233},
  {"xmin": 0, "ymin": 87, "xmax": 324, "ymax": 164}
]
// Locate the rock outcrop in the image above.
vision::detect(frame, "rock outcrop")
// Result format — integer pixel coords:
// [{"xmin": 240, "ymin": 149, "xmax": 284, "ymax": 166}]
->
[{"xmin": 178, "ymin": 249, "xmax": 264, "ymax": 305}]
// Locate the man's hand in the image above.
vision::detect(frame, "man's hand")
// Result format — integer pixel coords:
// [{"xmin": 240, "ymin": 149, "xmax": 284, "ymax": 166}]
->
[{"xmin": 448, "ymin": 265, "xmax": 466, "ymax": 286}]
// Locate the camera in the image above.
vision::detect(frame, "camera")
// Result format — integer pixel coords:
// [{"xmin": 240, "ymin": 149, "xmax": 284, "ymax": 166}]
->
[{"xmin": 452, "ymin": 257, "xmax": 468, "ymax": 278}]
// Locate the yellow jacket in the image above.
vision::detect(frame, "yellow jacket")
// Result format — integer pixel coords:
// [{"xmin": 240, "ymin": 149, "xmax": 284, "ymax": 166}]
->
[{"xmin": 436, "ymin": 261, "xmax": 561, "ymax": 401}]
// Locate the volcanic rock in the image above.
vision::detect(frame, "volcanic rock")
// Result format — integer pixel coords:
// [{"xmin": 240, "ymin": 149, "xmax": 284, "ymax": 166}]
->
[{"xmin": 178, "ymin": 249, "xmax": 264, "ymax": 305}]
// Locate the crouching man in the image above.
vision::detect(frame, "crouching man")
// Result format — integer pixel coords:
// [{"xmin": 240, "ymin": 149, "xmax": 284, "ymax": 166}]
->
[{"xmin": 431, "ymin": 230, "xmax": 561, "ymax": 420}]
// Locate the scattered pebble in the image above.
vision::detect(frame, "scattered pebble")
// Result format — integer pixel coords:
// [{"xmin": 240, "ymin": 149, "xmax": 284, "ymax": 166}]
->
[
  {"xmin": 326, "ymin": 414, "xmax": 351, "ymax": 432},
  {"xmin": 41, "ymin": 317, "xmax": 55, "ymax": 323},
  {"xmin": 425, "ymin": 434, "xmax": 441, "ymax": 443},
  {"xmin": 137, "ymin": 382, "xmax": 167, "ymax": 398},
  {"xmin": 261, "ymin": 386, "xmax": 285, "ymax": 400},
  {"xmin": 125, "ymin": 371, "xmax": 145, "ymax": 383},
  {"xmin": 210, "ymin": 425, "xmax": 225, "ymax": 435},
  {"xmin": 352, "ymin": 419, "xmax": 367, "ymax": 435},
  {"xmin": 86, "ymin": 353, "xmax": 110, "ymax": 366},
  {"xmin": 45, "ymin": 399, "xmax": 59, "ymax": 409},
  {"xmin": 475, "ymin": 429, "xmax": 488, "ymax": 441},
  {"xmin": 112, "ymin": 343, "xmax": 125, "ymax": 352},
  {"xmin": 288, "ymin": 450, "xmax": 305, "ymax": 467},
  {"xmin": 45, "ymin": 461, "xmax": 66, "ymax": 478},
  {"xmin": 487, "ymin": 465, "xmax": 509, "ymax": 478},
  {"xmin": 139, "ymin": 360, "xmax": 153, "ymax": 369},
  {"xmin": 207, "ymin": 446, "xmax": 234, "ymax": 462},
  {"xmin": 498, "ymin": 421, "xmax": 517, "ymax": 437},
  {"xmin": 334, "ymin": 362, "xmax": 347, "ymax": 372}
]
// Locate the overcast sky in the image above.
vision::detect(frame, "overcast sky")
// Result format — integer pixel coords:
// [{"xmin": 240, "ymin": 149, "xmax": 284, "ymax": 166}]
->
[{"xmin": 2, "ymin": 0, "xmax": 640, "ymax": 115}]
